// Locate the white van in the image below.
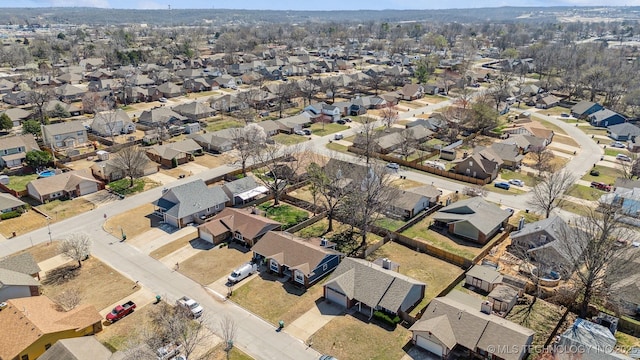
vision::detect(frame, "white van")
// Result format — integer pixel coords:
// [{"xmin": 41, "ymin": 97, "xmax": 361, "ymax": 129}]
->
[
  {"xmin": 334, "ymin": 133, "xmax": 344, "ymax": 140},
  {"xmin": 228, "ymin": 262, "xmax": 258, "ymax": 284}
]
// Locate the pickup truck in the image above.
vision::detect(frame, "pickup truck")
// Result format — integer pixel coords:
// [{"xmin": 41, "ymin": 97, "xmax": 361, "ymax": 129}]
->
[
  {"xmin": 106, "ymin": 300, "xmax": 136, "ymax": 322},
  {"xmin": 176, "ymin": 296, "xmax": 204, "ymax": 318}
]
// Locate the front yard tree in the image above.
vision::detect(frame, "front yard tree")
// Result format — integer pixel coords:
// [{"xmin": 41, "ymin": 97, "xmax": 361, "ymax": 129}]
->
[
  {"xmin": 59, "ymin": 233, "xmax": 92, "ymax": 268},
  {"xmin": 469, "ymin": 99, "xmax": 499, "ymax": 132},
  {"xmin": 274, "ymin": 82, "xmax": 298, "ymax": 119},
  {"xmin": 380, "ymin": 104, "xmax": 399, "ymax": 128},
  {"xmin": 298, "ymin": 79, "xmax": 319, "ymax": 107},
  {"xmin": 0, "ymin": 113, "xmax": 12, "ymax": 131},
  {"xmin": 357, "ymin": 116, "xmax": 381, "ymax": 166},
  {"xmin": 252, "ymin": 143, "xmax": 307, "ymax": 206},
  {"xmin": 528, "ymin": 169, "xmax": 576, "ymax": 218},
  {"xmin": 111, "ymin": 145, "xmax": 151, "ymax": 187},
  {"xmin": 230, "ymin": 124, "xmax": 267, "ymax": 176},
  {"xmin": 219, "ymin": 316, "xmax": 237, "ymax": 360},
  {"xmin": 307, "ymin": 159, "xmax": 347, "ymax": 233},
  {"xmin": 22, "ymin": 119, "xmax": 42, "ymax": 137},
  {"xmin": 529, "ymin": 145, "xmax": 556, "ymax": 175},
  {"xmin": 25, "ymin": 149, "xmax": 53, "ymax": 168},
  {"xmin": 398, "ymin": 128, "xmax": 418, "ymax": 161}
]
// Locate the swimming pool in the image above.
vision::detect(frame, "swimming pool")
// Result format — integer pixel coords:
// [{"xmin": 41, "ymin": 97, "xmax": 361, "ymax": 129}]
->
[{"xmin": 38, "ymin": 170, "xmax": 56, "ymax": 178}]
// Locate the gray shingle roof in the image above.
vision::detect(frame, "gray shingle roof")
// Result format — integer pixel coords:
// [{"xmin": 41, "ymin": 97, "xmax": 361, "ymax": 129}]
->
[
  {"xmin": 0, "ymin": 268, "xmax": 40, "ymax": 287},
  {"xmin": 42, "ymin": 120, "xmax": 86, "ymax": 136},
  {"xmin": 0, "ymin": 192, "xmax": 26, "ymax": 212},
  {"xmin": 222, "ymin": 176, "xmax": 259, "ymax": 196},
  {"xmin": 154, "ymin": 180, "xmax": 229, "ymax": 219},
  {"xmin": 467, "ymin": 265, "xmax": 503, "ymax": 284},
  {"xmin": 38, "ymin": 336, "xmax": 114, "ymax": 360},
  {"xmin": 608, "ymin": 123, "xmax": 640, "ymax": 137},
  {"xmin": 0, "ymin": 252, "xmax": 41, "ymax": 275},
  {"xmin": 325, "ymin": 257, "xmax": 425, "ymax": 312},
  {"xmin": 571, "ymin": 100, "xmax": 600, "ymax": 115},
  {"xmin": 433, "ymin": 197, "xmax": 511, "ymax": 235}
]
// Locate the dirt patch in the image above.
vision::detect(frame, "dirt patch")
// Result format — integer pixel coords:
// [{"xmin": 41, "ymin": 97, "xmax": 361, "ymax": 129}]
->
[
  {"xmin": 193, "ymin": 153, "xmax": 236, "ymax": 168},
  {"xmin": 0, "ymin": 210, "xmax": 49, "ymax": 238},
  {"xmin": 160, "ymin": 166, "xmax": 191, "ymax": 178},
  {"xmin": 231, "ymin": 272, "xmax": 327, "ymax": 325},
  {"xmin": 149, "ymin": 232, "xmax": 200, "ymax": 260},
  {"xmin": 41, "ymin": 257, "xmax": 136, "ymax": 311},
  {"xmin": 179, "ymin": 243, "xmax": 252, "ymax": 285},
  {"xmin": 390, "ymin": 178, "xmax": 426, "ymax": 190},
  {"xmin": 311, "ymin": 315, "xmax": 411, "ymax": 360},
  {"xmin": 104, "ymin": 203, "xmax": 157, "ymax": 240}
]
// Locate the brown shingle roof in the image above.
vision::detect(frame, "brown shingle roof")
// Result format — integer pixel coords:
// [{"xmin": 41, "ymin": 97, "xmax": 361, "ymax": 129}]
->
[
  {"xmin": 0, "ymin": 296, "xmax": 102, "ymax": 360},
  {"xmin": 199, "ymin": 208, "xmax": 281, "ymax": 240},
  {"xmin": 27, "ymin": 169, "xmax": 101, "ymax": 197}
]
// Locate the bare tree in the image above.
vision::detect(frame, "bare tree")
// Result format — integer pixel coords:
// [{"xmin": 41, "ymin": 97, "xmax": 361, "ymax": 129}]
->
[
  {"xmin": 52, "ymin": 287, "xmax": 82, "ymax": 311},
  {"xmin": 252, "ymin": 143, "xmax": 306, "ymax": 205},
  {"xmin": 355, "ymin": 116, "xmax": 381, "ymax": 166},
  {"xmin": 380, "ymin": 104, "xmax": 398, "ymax": 128},
  {"xmin": 397, "ymin": 128, "xmax": 418, "ymax": 161},
  {"xmin": 219, "ymin": 316, "xmax": 237, "ymax": 360},
  {"xmin": 617, "ymin": 153, "xmax": 640, "ymax": 180},
  {"xmin": 94, "ymin": 107, "xmax": 125, "ymax": 143},
  {"xmin": 230, "ymin": 124, "xmax": 267, "ymax": 176},
  {"xmin": 528, "ymin": 169, "xmax": 575, "ymax": 218},
  {"xmin": 366, "ymin": 72, "xmax": 386, "ymax": 95},
  {"xmin": 529, "ymin": 145, "xmax": 556, "ymax": 175},
  {"xmin": 28, "ymin": 87, "xmax": 54, "ymax": 124},
  {"xmin": 306, "ymin": 157, "xmax": 347, "ymax": 233},
  {"xmin": 59, "ymin": 233, "xmax": 91, "ymax": 268},
  {"xmin": 560, "ymin": 204, "xmax": 637, "ymax": 318},
  {"xmin": 298, "ymin": 79, "xmax": 319, "ymax": 107},
  {"xmin": 274, "ymin": 82, "xmax": 298, "ymax": 118},
  {"xmin": 146, "ymin": 302, "xmax": 211, "ymax": 360},
  {"xmin": 321, "ymin": 78, "xmax": 339, "ymax": 103},
  {"xmin": 111, "ymin": 145, "xmax": 151, "ymax": 188}
]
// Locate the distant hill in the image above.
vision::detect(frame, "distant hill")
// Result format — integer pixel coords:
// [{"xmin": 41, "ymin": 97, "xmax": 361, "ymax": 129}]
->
[{"xmin": 0, "ymin": 6, "xmax": 637, "ymax": 26}]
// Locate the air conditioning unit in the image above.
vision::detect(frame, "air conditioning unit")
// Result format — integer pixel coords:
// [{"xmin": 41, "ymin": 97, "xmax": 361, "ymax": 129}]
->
[{"xmin": 0, "ymin": 302, "xmax": 7, "ymax": 310}]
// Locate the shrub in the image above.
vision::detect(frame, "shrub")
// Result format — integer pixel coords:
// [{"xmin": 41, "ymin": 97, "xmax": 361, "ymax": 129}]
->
[
  {"xmin": 1, "ymin": 211, "xmax": 21, "ymax": 220},
  {"xmin": 373, "ymin": 310, "xmax": 401, "ymax": 326}
]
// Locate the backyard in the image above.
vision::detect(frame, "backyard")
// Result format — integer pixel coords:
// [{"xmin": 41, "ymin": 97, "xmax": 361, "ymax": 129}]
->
[
  {"xmin": 178, "ymin": 244, "xmax": 252, "ymax": 285},
  {"xmin": 310, "ymin": 122, "xmax": 349, "ymax": 136},
  {"xmin": 205, "ymin": 118, "xmax": 243, "ymax": 132},
  {"xmin": 272, "ymin": 133, "xmax": 310, "ymax": 145},
  {"xmin": 401, "ymin": 215, "xmax": 483, "ymax": 259},
  {"xmin": 231, "ymin": 272, "xmax": 327, "ymax": 325},
  {"xmin": 506, "ymin": 296, "xmax": 566, "ymax": 355},
  {"xmin": 258, "ymin": 201, "xmax": 310, "ymax": 229},
  {"xmin": 366, "ymin": 241, "xmax": 464, "ymax": 314},
  {"xmin": 295, "ymin": 218, "xmax": 383, "ymax": 254},
  {"xmin": 6, "ymin": 173, "xmax": 39, "ymax": 192},
  {"xmin": 311, "ymin": 315, "xmax": 411, "ymax": 360}
]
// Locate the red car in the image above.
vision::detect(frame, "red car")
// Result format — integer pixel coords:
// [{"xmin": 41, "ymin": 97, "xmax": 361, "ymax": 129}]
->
[
  {"xmin": 106, "ymin": 300, "xmax": 136, "ymax": 322},
  {"xmin": 590, "ymin": 181, "xmax": 611, "ymax": 192}
]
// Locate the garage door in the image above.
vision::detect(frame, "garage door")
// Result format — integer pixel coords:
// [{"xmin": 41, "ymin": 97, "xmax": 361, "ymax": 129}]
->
[
  {"xmin": 416, "ymin": 335, "xmax": 443, "ymax": 357},
  {"xmin": 325, "ymin": 287, "xmax": 347, "ymax": 308},
  {"xmin": 199, "ymin": 230, "xmax": 213, "ymax": 244},
  {"xmin": 79, "ymin": 181, "xmax": 98, "ymax": 196}
]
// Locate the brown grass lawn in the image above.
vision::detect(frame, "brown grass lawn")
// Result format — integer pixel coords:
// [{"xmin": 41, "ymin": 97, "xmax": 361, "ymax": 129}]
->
[
  {"xmin": 552, "ymin": 134, "xmax": 580, "ymax": 148},
  {"xmin": 104, "ymin": 203, "xmax": 157, "ymax": 239},
  {"xmin": 523, "ymin": 152, "xmax": 569, "ymax": 171},
  {"xmin": 179, "ymin": 244, "xmax": 252, "ymax": 285},
  {"xmin": 149, "ymin": 232, "xmax": 200, "ymax": 260},
  {"xmin": 532, "ymin": 117, "xmax": 568, "ymax": 136},
  {"xmin": 208, "ymin": 346, "xmax": 254, "ymax": 360},
  {"xmin": 36, "ymin": 198, "xmax": 96, "ymax": 222},
  {"xmin": 287, "ymin": 185, "xmax": 328, "ymax": 209},
  {"xmin": 366, "ymin": 241, "xmax": 464, "ymax": 314},
  {"xmin": 311, "ymin": 315, "xmax": 411, "ymax": 360},
  {"xmin": 96, "ymin": 304, "xmax": 155, "ymax": 352},
  {"xmin": 231, "ymin": 272, "xmax": 327, "ymax": 325},
  {"xmin": 401, "ymin": 216, "xmax": 483, "ymax": 259},
  {"xmin": 390, "ymin": 178, "xmax": 425, "ymax": 190},
  {"xmin": 193, "ymin": 153, "xmax": 235, "ymax": 169},
  {"xmin": 295, "ymin": 218, "xmax": 383, "ymax": 247},
  {"xmin": 506, "ymin": 296, "xmax": 564, "ymax": 353},
  {"xmin": 160, "ymin": 166, "xmax": 190, "ymax": 179},
  {"xmin": 0, "ymin": 210, "xmax": 49, "ymax": 238},
  {"xmin": 12, "ymin": 240, "xmax": 62, "ymax": 262},
  {"xmin": 41, "ymin": 257, "xmax": 136, "ymax": 311}
]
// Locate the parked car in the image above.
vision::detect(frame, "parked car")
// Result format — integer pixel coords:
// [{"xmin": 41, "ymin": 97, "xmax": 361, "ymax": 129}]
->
[
  {"xmin": 508, "ymin": 179, "xmax": 524, "ymax": 187},
  {"xmin": 294, "ymin": 129, "xmax": 306, "ymax": 136},
  {"xmin": 343, "ymin": 118, "xmax": 352, "ymax": 122},
  {"xmin": 334, "ymin": 133, "xmax": 344, "ymax": 140},
  {"xmin": 228, "ymin": 262, "xmax": 258, "ymax": 284},
  {"xmin": 319, "ymin": 356, "xmax": 338, "ymax": 360},
  {"xmin": 494, "ymin": 182, "xmax": 510, "ymax": 190},
  {"xmin": 303, "ymin": 129, "xmax": 311, "ymax": 136},
  {"xmin": 590, "ymin": 181, "xmax": 612, "ymax": 191},
  {"xmin": 157, "ymin": 343, "xmax": 182, "ymax": 360},
  {"xmin": 611, "ymin": 141, "xmax": 626, "ymax": 148},
  {"xmin": 386, "ymin": 162, "xmax": 400, "ymax": 170},
  {"xmin": 616, "ymin": 154, "xmax": 632, "ymax": 162},
  {"xmin": 590, "ymin": 169, "xmax": 600, "ymax": 176},
  {"xmin": 560, "ymin": 113, "xmax": 570, "ymax": 118},
  {"xmin": 336, "ymin": 119, "xmax": 346, "ymax": 125},
  {"xmin": 159, "ymin": 97, "xmax": 167, "ymax": 103},
  {"xmin": 106, "ymin": 300, "xmax": 136, "ymax": 322},
  {"xmin": 176, "ymin": 296, "xmax": 204, "ymax": 318}
]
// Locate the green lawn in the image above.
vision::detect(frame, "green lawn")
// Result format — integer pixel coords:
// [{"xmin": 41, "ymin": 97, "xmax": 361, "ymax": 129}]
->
[
  {"xmin": 541, "ymin": 107, "xmax": 570, "ymax": 116},
  {"xmin": 310, "ymin": 122, "xmax": 349, "ymax": 136},
  {"xmin": 106, "ymin": 178, "xmax": 144, "ymax": 195},
  {"xmin": 205, "ymin": 119, "xmax": 243, "ymax": 132},
  {"xmin": 258, "ymin": 202, "xmax": 309, "ymax": 229},
  {"xmin": 272, "ymin": 133, "xmax": 309, "ymax": 145},
  {"xmin": 374, "ymin": 217, "xmax": 407, "ymax": 232},
  {"xmin": 577, "ymin": 126, "xmax": 608, "ymax": 136},
  {"xmin": 566, "ymin": 184, "xmax": 605, "ymax": 201},
  {"xmin": 484, "ymin": 184, "xmax": 526, "ymax": 195},
  {"xmin": 605, "ymin": 148, "xmax": 628, "ymax": 157},
  {"xmin": 581, "ymin": 165, "xmax": 620, "ymax": 185},
  {"xmin": 500, "ymin": 170, "xmax": 537, "ymax": 186},
  {"xmin": 401, "ymin": 218, "xmax": 481, "ymax": 260},
  {"xmin": 6, "ymin": 173, "xmax": 39, "ymax": 191},
  {"xmin": 422, "ymin": 138, "xmax": 446, "ymax": 148},
  {"xmin": 325, "ymin": 142, "xmax": 349, "ymax": 153}
]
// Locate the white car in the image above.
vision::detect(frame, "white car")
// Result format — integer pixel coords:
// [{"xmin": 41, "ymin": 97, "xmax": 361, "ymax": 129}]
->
[
  {"xmin": 611, "ymin": 141, "xmax": 626, "ymax": 148},
  {"xmin": 616, "ymin": 154, "xmax": 632, "ymax": 162},
  {"xmin": 508, "ymin": 179, "xmax": 524, "ymax": 187},
  {"xmin": 386, "ymin": 162, "xmax": 400, "ymax": 170}
]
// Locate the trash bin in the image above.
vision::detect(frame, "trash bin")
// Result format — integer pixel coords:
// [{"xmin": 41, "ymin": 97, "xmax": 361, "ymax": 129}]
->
[{"xmin": 155, "ymin": 295, "xmax": 161, "ymax": 303}]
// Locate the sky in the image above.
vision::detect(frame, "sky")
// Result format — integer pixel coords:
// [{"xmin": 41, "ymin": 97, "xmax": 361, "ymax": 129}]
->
[{"xmin": 9, "ymin": 0, "xmax": 637, "ymax": 10}]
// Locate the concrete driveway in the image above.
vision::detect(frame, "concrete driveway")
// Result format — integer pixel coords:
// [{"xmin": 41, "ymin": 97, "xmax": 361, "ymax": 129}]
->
[
  {"xmin": 285, "ymin": 300, "xmax": 344, "ymax": 342},
  {"xmin": 145, "ymin": 172, "xmax": 178, "ymax": 185}
]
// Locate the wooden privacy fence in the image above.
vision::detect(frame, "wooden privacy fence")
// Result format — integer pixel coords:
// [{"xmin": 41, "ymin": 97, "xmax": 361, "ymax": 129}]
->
[
  {"xmin": 391, "ymin": 232, "xmax": 473, "ymax": 269},
  {"xmin": 285, "ymin": 211, "xmax": 328, "ymax": 233}
]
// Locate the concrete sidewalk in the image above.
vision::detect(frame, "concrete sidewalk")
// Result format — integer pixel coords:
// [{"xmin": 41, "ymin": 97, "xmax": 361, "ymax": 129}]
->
[
  {"xmin": 38, "ymin": 254, "xmax": 72, "ymax": 277},
  {"xmin": 99, "ymin": 286, "xmax": 156, "ymax": 317},
  {"xmin": 138, "ymin": 226, "xmax": 197, "ymax": 255},
  {"xmin": 285, "ymin": 300, "xmax": 343, "ymax": 341}
]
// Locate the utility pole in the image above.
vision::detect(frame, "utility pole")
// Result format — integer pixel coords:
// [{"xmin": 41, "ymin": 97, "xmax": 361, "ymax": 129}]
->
[{"xmin": 47, "ymin": 219, "xmax": 52, "ymax": 245}]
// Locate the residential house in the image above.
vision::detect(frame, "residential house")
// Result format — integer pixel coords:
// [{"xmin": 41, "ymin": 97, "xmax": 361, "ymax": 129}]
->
[
  {"xmin": 589, "ymin": 109, "xmax": 626, "ymax": 128},
  {"xmin": 3, "ymin": 90, "xmax": 32, "ymax": 106},
  {"xmin": 153, "ymin": 179, "xmax": 229, "ymax": 228},
  {"xmin": 571, "ymin": 100, "xmax": 604, "ymax": 119},
  {"xmin": 54, "ymin": 84, "xmax": 85, "ymax": 102},
  {"xmin": 423, "ymin": 84, "xmax": 440, "ymax": 95},
  {"xmin": 146, "ymin": 138, "xmax": 203, "ymax": 167},
  {"xmin": 324, "ymin": 257, "xmax": 425, "ymax": 317},
  {"xmin": 487, "ymin": 143, "xmax": 524, "ymax": 170},
  {"xmin": 0, "ymin": 78, "xmax": 15, "ymax": 94},
  {"xmin": 409, "ymin": 290, "xmax": 534, "ymax": 360},
  {"xmin": 465, "ymin": 265, "xmax": 503, "ymax": 293},
  {"xmin": 387, "ymin": 188, "xmax": 437, "ymax": 220},
  {"xmin": 26, "ymin": 169, "xmax": 104, "ymax": 203},
  {"xmin": 0, "ymin": 192, "xmax": 27, "ymax": 214},
  {"xmin": 41, "ymin": 120, "xmax": 88, "ymax": 150},
  {"xmin": 275, "ymin": 113, "xmax": 312, "ymax": 133},
  {"xmin": 0, "ymin": 253, "xmax": 41, "ymax": 280},
  {"xmin": 257, "ymin": 120, "xmax": 281, "ymax": 136},
  {"xmin": 0, "ymin": 253, "xmax": 41, "ymax": 302},
  {"xmin": 500, "ymin": 134, "xmax": 547, "ymax": 154},
  {"xmin": 0, "ymin": 296, "xmax": 102, "ymax": 360},
  {"xmin": 39, "ymin": 336, "xmax": 117, "ymax": 360},
  {"xmin": 212, "ymin": 75, "xmax": 237, "ymax": 89},
  {"xmin": 399, "ymin": 84, "xmax": 424, "ymax": 101},
  {"xmin": 2, "ymin": 107, "xmax": 31, "ymax": 127},
  {"xmin": 535, "ymin": 94, "xmax": 560, "ymax": 109},
  {"xmin": 0, "ymin": 134, "xmax": 40, "ymax": 168},
  {"xmin": 600, "ymin": 187, "xmax": 640, "ymax": 218},
  {"xmin": 88, "ymin": 78, "xmax": 120, "ymax": 92},
  {"xmin": 321, "ymin": 104, "xmax": 341, "ymax": 122},
  {"xmin": 629, "ymin": 137, "xmax": 640, "ymax": 152},
  {"xmin": 188, "ymin": 130, "xmax": 235, "ymax": 153},
  {"xmin": 183, "ymin": 77, "xmax": 212, "ymax": 93},
  {"xmin": 253, "ymin": 231, "xmax": 343, "ymax": 288},
  {"xmin": 173, "ymin": 101, "xmax": 215, "ymax": 121},
  {"xmin": 198, "ymin": 208, "xmax": 281, "ymax": 246},
  {"xmin": 91, "ymin": 157, "xmax": 158, "ymax": 183},
  {"xmin": 137, "ymin": 107, "xmax": 187, "ymax": 128},
  {"xmin": 409, "ymin": 185, "xmax": 443, "ymax": 204},
  {"xmin": 609, "ymin": 255, "xmax": 640, "ymax": 316},
  {"xmin": 222, "ymin": 176, "xmax": 268, "ymax": 206},
  {"xmin": 452, "ymin": 152, "xmax": 501, "ymax": 181},
  {"xmin": 509, "ymin": 215, "xmax": 580, "ymax": 276},
  {"xmin": 80, "ymin": 57, "xmax": 104, "ymax": 70},
  {"xmin": 607, "ymin": 123, "xmax": 640, "ymax": 142},
  {"xmin": 432, "ymin": 197, "xmax": 512, "ymax": 244},
  {"xmin": 157, "ymin": 82, "xmax": 184, "ymax": 98},
  {"xmin": 126, "ymin": 86, "xmax": 162, "ymax": 103},
  {"xmin": 91, "ymin": 109, "xmax": 135, "ymax": 137},
  {"xmin": 554, "ymin": 318, "xmax": 632, "ymax": 360},
  {"xmin": 44, "ymin": 100, "xmax": 82, "ymax": 117}
]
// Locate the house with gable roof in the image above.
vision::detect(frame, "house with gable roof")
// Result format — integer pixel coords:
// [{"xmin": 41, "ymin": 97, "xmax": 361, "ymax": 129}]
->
[
  {"xmin": 0, "ymin": 252, "xmax": 41, "ymax": 302},
  {"xmin": 145, "ymin": 138, "xmax": 203, "ymax": 167},
  {"xmin": 432, "ymin": 197, "xmax": 512, "ymax": 244},
  {"xmin": 221, "ymin": 176, "xmax": 269, "ymax": 206},
  {"xmin": 198, "ymin": 208, "xmax": 281, "ymax": 246},
  {"xmin": 41, "ymin": 120, "xmax": 88, "ymax": 150},
  {"xmin": 153, "ymin": 179, "xmax": 229, "ymax": 228},
  {"xmin": 26, "ymin": 169, "xmax": 104, "ymax": 204},
  {"xmin": 0, "ymin": 134, "xmax": 40, "ymax": 168}
]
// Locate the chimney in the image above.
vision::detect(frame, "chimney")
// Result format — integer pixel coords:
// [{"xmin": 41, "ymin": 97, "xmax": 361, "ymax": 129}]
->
[
  {"xmin": 382, "ymin": 258, "xmax": 391, "ymax": 270},
  {"xmin": 481, "ymin": 301, "xmax": 492, "ymax": 315}
]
